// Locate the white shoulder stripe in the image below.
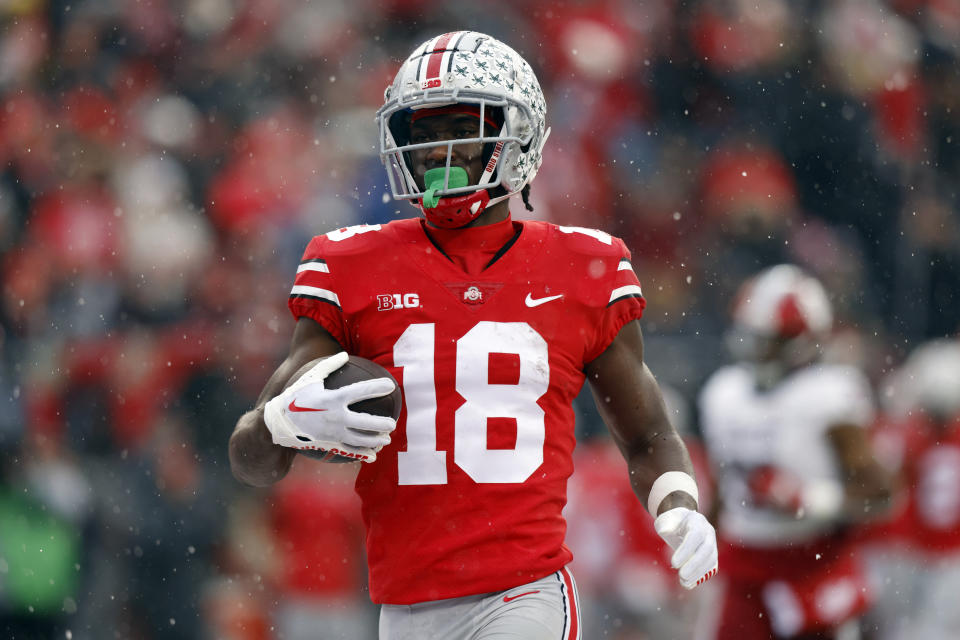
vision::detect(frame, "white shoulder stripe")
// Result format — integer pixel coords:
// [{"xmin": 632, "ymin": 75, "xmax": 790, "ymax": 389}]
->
[
  {"xmin": 297, "ymin": 262, "xmax": 330, "ymax": 274},
  {"xmin": 290, "ymin": 285, "xmax": 340, "ymax": 306},
  {"xmin": 617, "ymin": 259, "xmax": 632, "ymax": 271},
  {"xmin": 609, "ymin": 285, "xmax": 643, "ymax": 303}
]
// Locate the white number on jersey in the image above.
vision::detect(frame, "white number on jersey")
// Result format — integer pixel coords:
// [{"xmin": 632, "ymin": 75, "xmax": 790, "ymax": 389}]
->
[
  {"xmin": 395, "ymin": 322, "xmax": 550, "ymax": 485},
  {"xmin": 395, "ymin": 324, "xmax": 445, "ymax": 485},
  {"xmin": 326, "ymin": 224, "xmax": 381, "ymax": 241},
  {"xmin": 558, "ymin": 225, "xmax": 612, "ymax": 245},
  {"xmin": 917, "ymin": 446, "xmax": 960, "ymax": 529}
]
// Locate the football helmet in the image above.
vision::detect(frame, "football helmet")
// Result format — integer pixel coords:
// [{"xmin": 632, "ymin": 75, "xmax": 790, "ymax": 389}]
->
[
  {"xmin": 376, "ymin": 31, "xmax": 550, "ymax": 228},
  {"xmin": 728, "ymin": 264, "xmax": 833, "ymax": 383},
  {"xmin": 891, "ymin": 339, "xmax": 960, "ymax": 422}
]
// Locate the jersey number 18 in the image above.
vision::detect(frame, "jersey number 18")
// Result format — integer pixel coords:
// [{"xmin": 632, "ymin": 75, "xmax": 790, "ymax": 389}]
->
[{"xmin": 395, "ymin": 321, "xmax": 549, "ymax": 485}]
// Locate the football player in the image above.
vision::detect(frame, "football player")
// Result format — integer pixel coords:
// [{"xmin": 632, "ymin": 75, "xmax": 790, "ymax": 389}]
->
[
  {"xmin": 699, "ymin": 264, "xmax": 893, "ymax": 640},
  {"xmin": 865, "ymin": 339, "xmax": 960, "ymax": 640},
  {"xmin": 229, "ymin": 31, "xmax": 717, "ymax": 639}
]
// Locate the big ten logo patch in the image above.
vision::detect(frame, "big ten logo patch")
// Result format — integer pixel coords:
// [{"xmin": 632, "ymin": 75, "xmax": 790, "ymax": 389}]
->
[{"xmin": 377, "ymin": 293, "xmax": 421, "ymax": 310}]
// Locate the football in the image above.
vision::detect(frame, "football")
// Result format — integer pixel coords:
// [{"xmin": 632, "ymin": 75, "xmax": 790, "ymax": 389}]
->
[{"xmin": 287, "ymin": 355, "xmax": 402, "ymax": 462}]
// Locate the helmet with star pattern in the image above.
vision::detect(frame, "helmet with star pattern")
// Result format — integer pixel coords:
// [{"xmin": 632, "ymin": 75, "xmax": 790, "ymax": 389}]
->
[{"xmin": 376, "ymin": 31, "xmax": 550, "ymax": 227}]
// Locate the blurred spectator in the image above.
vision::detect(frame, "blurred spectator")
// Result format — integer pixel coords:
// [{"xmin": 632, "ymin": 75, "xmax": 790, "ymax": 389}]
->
[
  {"xmin": 0, "ymin": 433, "xmax": 87, "ymax": 640},
  {"xmin": 268, "ymin": 459, "xmax": 376, "ymax": 639}
]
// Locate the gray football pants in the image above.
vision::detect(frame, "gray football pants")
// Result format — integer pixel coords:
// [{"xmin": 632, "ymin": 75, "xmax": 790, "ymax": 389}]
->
[{"xmin": 379, "ymin": 567, "xmax": 582, "ymax": 640}]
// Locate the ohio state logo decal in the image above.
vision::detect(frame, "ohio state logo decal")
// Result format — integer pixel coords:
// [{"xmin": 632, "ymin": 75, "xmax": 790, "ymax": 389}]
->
[{"xmin": 463, "ymin": 286, "xmax": 483, "ymax": 304}]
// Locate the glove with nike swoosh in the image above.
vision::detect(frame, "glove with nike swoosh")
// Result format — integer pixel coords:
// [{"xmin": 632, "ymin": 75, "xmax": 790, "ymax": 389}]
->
[
  {"xmin": 264, "ymin": 352, "xmax": 398, "ymax": 462},
  {"xmin": 654, "ymin": 507, "xmax": 719, "ymax": 590}
]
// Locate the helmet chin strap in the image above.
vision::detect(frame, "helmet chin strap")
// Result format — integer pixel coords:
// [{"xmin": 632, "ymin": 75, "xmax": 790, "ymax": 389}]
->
[
  {"xmin": 419, "ymin": 139, "xmax": 507, "ymax": 228},
  {"xmin": 420, "ymin": 189, "xmax": 491, "ymax": 228}
]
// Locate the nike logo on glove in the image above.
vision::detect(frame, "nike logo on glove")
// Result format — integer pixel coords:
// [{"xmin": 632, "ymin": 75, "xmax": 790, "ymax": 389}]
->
[
  {"xmin": 288, "ymin": 400, "xmax": 327, "ymax": 413},
  {"xmin": 503, "ymin": 590, "xmax": 540, "ymax": 603},
  {"xmin": 524, "ymin": 293, "xmax": 563, "ymax": 307}
]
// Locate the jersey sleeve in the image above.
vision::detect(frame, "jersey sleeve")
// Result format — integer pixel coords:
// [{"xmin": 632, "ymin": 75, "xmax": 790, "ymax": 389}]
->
[
  {"xmin": 584, "ymin": 238, "xmax": 646, "ymax": 362},
  {"xmin": 812, "ymin": 365, "xmax": 876, "ymax": 431},
  {"xmin": 287, "ymin": 235, "xmax": 350, "ymax": 349}
]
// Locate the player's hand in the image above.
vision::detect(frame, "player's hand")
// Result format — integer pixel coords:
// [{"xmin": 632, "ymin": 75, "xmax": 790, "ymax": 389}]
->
[
  {"xmin": 748, "ymin": 465, "xmax": 844, "ymax": 519},
  {"xmin": 654, "ymin": 507, "xmax": 719, "ymax": 590},
  {"xmin": 264, "ymin": 352, "xmax": 397, "ymax": 462},
  {"xmin": 748, "ymin": 465, "xmax": 804, "ymax": 513}
]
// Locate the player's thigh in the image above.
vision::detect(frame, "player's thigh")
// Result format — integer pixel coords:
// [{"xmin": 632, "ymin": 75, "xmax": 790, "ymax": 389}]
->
[
  {"xmin": 911, "ymin": 557, "xmax": 960, "ymax": 635},
  {"xmin": 474, "ymin": 568, "xmax": 580, "ymax": 640},
  {"xmin": 379, "ymin": 567, "xmax": 581, "ymax": 640}
]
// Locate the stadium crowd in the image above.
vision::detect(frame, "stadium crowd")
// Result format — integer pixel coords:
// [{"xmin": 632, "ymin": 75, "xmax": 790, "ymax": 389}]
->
[{"xmin": 0, "ymin": 0, "xmax": 958, "ymax": 638}]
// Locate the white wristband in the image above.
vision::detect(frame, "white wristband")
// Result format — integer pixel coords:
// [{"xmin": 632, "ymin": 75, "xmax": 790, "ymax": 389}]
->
[{"xmin": 647, "ymin": 471, "xmax": 699, "ymax": 515}]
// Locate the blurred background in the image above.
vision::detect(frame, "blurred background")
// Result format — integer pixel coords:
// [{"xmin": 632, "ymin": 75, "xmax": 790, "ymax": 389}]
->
[{"xmin": 0, "ymin": 0, "xmax": 958, "ymax": 638}]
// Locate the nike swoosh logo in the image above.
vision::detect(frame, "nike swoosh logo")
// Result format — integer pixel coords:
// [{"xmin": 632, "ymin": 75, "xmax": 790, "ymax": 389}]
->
[
  {"xmin": 503, "ymin": 590, "xmax": 541, "ymax": 603},
  {"xmin": 524, "ymin": 293, "xmax": 563, "ymax": 307},
  {"xmin": 288, "ymin": 400, "xmax": 327, "ymax": 413}
]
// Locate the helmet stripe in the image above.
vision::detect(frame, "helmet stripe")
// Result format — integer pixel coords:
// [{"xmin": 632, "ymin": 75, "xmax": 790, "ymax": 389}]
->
[
  {"xmin": 445, "ymin": 31, "xmax": 468, "ymax": 73},
  {"xmin": 416, "ymin": 35, "xmax": 441, "ymax": 84},
  {"xmin": 425, "ymin": 31, "xmax": 459, "ymax": 81}
]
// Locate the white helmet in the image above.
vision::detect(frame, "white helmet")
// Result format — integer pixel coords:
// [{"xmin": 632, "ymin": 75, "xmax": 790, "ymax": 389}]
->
[
  {"xmin": 886, "ymin": 339, "xmax": 960, "ymax": 421},
  {"xmin": 376, "ymin": 31, "xmax": 550, "ymax": 227},
  {"xmin": 728, "ymin": 264, "xmax": 833, "ymax": 378}
]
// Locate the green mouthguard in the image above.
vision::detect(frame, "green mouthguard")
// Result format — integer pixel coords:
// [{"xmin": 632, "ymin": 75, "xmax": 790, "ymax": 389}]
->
[{"xmin": 422, "ymin": 166, "xmax": 469, "ymax": 209}]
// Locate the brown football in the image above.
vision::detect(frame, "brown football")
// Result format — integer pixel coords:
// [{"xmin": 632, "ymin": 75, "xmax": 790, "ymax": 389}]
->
[{"xmin": 286, "ymin": 355, "xmax": 402, "ymax": 462}]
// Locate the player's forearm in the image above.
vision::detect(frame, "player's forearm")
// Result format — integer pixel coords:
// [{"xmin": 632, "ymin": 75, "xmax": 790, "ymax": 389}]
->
[
  {"xmin": 229, "ymin": 318, "xmax": 344, "ymax": 486},
  {"xmin": 827, "ymin": 424, "xmax": 895, "ymax": 521},
  {"xmin": 591, "ymin": 367, "xmax": 699, "ymax": 514},
  {"xmin": 839, "ymin": 466, "xmax": 894, "ymax": 522},
  {"xmin": 623, "ymin": 427, "xmax": 699, "ymax": 515},
  {"xmin": 585, "ymin": 320, "xmax": 700, "ymax": 515},
  {"xmin": 229, "ymin": 406, "xmax": 295, "ymax": 487}
]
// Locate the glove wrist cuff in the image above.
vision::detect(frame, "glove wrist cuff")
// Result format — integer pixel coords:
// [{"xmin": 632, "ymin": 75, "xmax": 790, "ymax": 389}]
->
[{"xmin": 263, "ymin": 394, "xmax": 292, "ymax": 444}]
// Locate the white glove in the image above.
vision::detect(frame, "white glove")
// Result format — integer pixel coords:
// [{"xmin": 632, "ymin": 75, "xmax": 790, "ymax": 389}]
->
[
  {"xmin": 264, "ymin": 352, "xmax": 397, "ymax": 463},
  {"xmin": 654, "ymin": 507, "xmax": 719, "ymax": 590}
]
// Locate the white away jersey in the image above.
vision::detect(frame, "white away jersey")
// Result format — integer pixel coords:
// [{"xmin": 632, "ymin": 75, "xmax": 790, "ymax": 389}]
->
[{"xmin": 698, "ymin": 362, "xmax": 874, "ymax": 545}]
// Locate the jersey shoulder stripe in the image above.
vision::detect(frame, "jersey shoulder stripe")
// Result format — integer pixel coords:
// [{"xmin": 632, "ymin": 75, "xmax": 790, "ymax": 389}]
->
[
  {"xmin": 608, "ymin": 285, "xmax": 644, "ymax": 306},
  {"xmin": 288, "ymin": 221, "xmax": 412, "ymax": 320},
  {"xmin": 296, "ymin": 259, "xmax": 329, "ymax": 274},
  {"xmin": 290, "ymin": 285, "xmax": 341, "ymax": 308}
]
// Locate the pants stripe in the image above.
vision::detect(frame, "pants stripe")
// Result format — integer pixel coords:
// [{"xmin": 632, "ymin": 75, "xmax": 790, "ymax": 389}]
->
[{"xmin": 558, "ymin": 567, "xmax": 580, "ymax": 640}]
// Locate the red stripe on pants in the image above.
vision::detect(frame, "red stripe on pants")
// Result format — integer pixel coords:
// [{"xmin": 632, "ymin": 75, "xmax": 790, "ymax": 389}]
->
[{"xmin": 560, "ymin": 567, "xmax": 578, "ymax": 640}]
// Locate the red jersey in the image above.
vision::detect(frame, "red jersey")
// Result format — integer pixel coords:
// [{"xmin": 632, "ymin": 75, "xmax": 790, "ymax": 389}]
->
[
  {"xmin": 882, "ymin": 416, "xmax": 960, "ymax": 553},
  {"xmin": 287, "ymin": 217, "xmax": 645, "ymax": 604}
]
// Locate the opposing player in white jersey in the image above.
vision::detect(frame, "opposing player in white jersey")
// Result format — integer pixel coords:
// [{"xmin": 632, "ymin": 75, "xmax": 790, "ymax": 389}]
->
[
  {"xmin": 699, "ymin": 264, "xmax": 892, "ymax": 640},
  {"xmin": 229, "ymin": 31, "xmax": 718, "ymax": 639}
]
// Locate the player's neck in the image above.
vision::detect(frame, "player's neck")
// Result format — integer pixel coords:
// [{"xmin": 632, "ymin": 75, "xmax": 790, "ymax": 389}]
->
[
  {"xmin": 421, "ymin": 206, "xmax": 518, "ymax": 275},
  {"xmin": 469, "ymin": 199, "xmax": 511, "ymax": 227}
]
